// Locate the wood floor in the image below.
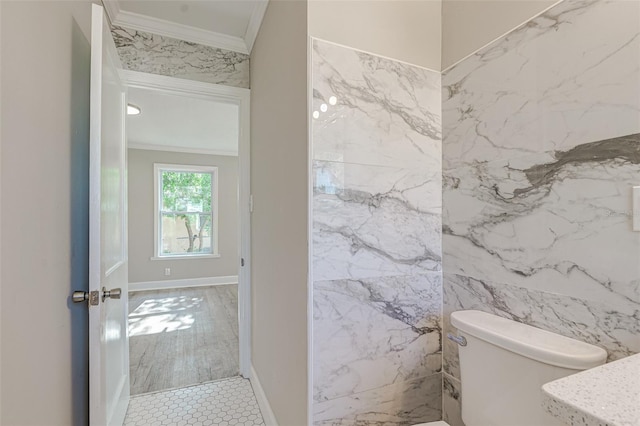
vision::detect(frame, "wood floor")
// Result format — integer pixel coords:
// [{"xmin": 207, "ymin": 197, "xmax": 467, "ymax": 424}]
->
[{"xmin": 128, "ymin": 285, "xmax": 238, "ymax": 395}]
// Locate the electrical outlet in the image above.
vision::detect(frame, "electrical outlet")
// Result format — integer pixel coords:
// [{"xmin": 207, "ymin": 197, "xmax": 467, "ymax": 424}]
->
[{"xmin": 164, "ymin": 268, "xmax": 171, "ymax": 276}]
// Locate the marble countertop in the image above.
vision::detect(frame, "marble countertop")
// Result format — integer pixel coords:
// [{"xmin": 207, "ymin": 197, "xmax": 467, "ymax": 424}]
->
[{"xmin": 542, "ymin": 353, "xmax": 640, "ymax": 426}]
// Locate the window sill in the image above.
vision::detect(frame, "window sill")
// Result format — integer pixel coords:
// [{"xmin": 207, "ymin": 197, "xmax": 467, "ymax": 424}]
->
[{"xmin": 150, "ymin": 254, "xmax": 221, "ymax": 261}]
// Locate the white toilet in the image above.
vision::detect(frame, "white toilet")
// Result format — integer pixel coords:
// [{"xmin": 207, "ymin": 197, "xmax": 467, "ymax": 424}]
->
[{"xmin": 415, "ymin": 310, "xmax": 607, "ymax": 426}]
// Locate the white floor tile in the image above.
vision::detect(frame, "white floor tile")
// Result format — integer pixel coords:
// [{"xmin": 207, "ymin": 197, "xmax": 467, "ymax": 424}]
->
[{"xmin": 124, "ymin": 377, "xmax": 265, "ymax": 426}]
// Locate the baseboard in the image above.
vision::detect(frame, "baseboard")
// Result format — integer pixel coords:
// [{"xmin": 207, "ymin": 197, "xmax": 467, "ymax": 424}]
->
[
  {"xmin": 129, "ymin": 275, "xmax": 238, "ymax": 292},
  {"xmin": 250, "ymin": 365, "xmax": 278, "ymax": 426}
]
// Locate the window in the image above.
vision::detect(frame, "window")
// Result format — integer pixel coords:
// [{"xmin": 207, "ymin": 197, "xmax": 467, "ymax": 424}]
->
[{"xmin": 154, "ymin": 164, "xmax": 219, "ymax": 258}]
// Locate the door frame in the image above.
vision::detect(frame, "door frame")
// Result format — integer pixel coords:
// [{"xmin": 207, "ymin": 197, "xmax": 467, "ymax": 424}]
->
[{"xmin": 120, "ymin": 69, "xmax": 252, "ymax": 377}]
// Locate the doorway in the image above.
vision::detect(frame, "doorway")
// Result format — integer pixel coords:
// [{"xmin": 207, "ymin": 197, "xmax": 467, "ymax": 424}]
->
[{"xmin": 122, "ymin": 70, "xmax": 252, "ymax": 396}]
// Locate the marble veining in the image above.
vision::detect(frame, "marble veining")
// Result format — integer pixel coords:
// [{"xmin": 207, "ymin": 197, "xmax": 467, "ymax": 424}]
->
[
  {"xmin": 441, "ymin": 1, "xmax": 640, "ymax": 423},
  {"xmin": 314, "ymin": 160, "xmax": 441, "ymax": 282},
  {"xmin": 443, "ymin": 0, "xmax": 640, "ymax": 171},
  {"xmin": 443, "ymin": 133, "xmax": 640, "ymax": 307},
  {"xmin": 517, "ymin": 136, "xmax": 640, "ymax": 196},
  {"xmin": 314, "ymin": 274, "xmax": 442, "ymax": 402},
  {"xmin": 542, "ymin": 353, "xmax": 640, "ymax": 426},
  {"xmin": 313, "ymin": 373, "xmax": 442, "ymax": 426},
  {"xmin": 443, "ymin": 273, "xmax": 640, "ymax": 381},
  {"xmin": 312, "ymin": 39, "xmax": 442, "ymax": 283},
  {"xmin": 111, "ymin": 26, "xmax": 250, "ymax": 88},
  {"xmin": 313, "ymin": 39, "xmax": 441, "ymax": 170},
  {"xmin": 312, "ymin": 39, "xmax": 442, "ymax": 425},
  {"xmin": 443, "ymin": 373, "xmax": 464, "ymax": 426}
]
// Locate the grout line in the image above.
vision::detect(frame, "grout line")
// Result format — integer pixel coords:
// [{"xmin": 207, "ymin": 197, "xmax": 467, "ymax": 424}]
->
[{"xmin": 131, "ymin": 375, "xmax": 246, "ymax": 399}]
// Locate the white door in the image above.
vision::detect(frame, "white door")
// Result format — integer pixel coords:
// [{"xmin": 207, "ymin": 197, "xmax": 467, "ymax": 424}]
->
[{"xmin": 89, "ymin": 4, "xmax": 130, "ymax": 425}]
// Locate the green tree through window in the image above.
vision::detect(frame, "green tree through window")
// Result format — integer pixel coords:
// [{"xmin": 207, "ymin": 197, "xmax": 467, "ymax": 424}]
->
[{"xmin": 158, "ymin": 166, "xmax": 217, "ymax": 256}]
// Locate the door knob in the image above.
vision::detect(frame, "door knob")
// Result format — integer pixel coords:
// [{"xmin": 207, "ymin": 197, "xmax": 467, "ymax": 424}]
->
[
  {"xmin": 102, "ymin": 287, "xmax": 122, "ymax": 302},
  {"xmin": 73, "ymin": 291, "xmax": 89, "ymax": 303},
  {"xmin": 72, "ymin": 290, "xmax": 100, "ymax": 305}
]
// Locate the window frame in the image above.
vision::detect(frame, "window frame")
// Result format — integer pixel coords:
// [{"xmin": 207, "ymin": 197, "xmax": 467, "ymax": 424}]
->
[{"xmin": 152, "ymin": 163, "xmax": 220, "ymax": 260}]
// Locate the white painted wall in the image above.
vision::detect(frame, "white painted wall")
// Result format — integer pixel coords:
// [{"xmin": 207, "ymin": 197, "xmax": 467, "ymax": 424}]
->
[
  {"xmin": 128, "ymin": 148, "xmax": 239, "ymax": 283},
  {"xmin": 309, "ymin": 0, "xmax": 442, "ymax": 70},
  {"xmin": 442, "ymin": 0, "xmax": 557, "ymax": 69},
  {"xmin": 0, "ymin": 1, "xmax": 93, "ymax": 424},
  {"xmin": 250, "ymin": 1, "xmax": 309, "ymax": 424}
]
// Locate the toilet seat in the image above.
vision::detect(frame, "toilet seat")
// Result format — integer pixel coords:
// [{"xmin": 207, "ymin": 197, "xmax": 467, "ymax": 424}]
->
[{"xmin": 413, "ymin": 422, "xmax": 450, "ymax": 426}]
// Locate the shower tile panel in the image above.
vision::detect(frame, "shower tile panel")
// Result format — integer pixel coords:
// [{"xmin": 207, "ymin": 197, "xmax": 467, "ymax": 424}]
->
[
  {"xmin": 312, "ymin": 39, "xmax": 441, "ymax": 170},
  {"xmin": 443, "ymin": 133, "xmax": 640, "ymax": 307},
  {"xmin": 314, "ymin": 160, "xmax": 442, "ymax": 215},
  {"xmin": 314, "ymin": 160, "xmax": 441, "ymax": 282},
  {"xmin": 443, "ymin": 373, "xmax": 464, "ymax": 426},
  {"xmin": 312, "ymin": 39, "xmax": 443, "ymax": 424},
  {"xmin": 443, "ymin": 273, "xmax": 640, "ymax": 383},
  {"xmin": 442, "ymin": 0, "xmax": 640, "ymax": 403},
  {"xmin": 313, "ymin": 274, "xmax": 442, "ymax": 402},
  {"xmin": 112, "ymin": 26, "xmax": 250, "ymax": 89},
  {"xmin": 313, "ymin": 373, "xmax": 442, "ymax": 426},
  {"xmin": 442, "ymin": 0, "xmax": 640, "ymax": 171}
]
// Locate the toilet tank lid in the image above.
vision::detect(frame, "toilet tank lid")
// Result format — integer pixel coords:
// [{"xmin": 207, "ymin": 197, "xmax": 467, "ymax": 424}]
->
[{"xmin": 451, "ymin": 310, "xmax": 607, "ymax": 370}]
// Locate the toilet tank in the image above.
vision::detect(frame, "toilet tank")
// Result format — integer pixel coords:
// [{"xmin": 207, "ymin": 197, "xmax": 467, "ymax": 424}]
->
[{"xmin": 451, "ymin": 310, "xmax": 607, "ymax": 426}]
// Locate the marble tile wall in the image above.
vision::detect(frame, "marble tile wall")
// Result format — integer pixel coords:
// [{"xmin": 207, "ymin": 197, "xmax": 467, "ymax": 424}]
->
[
  {"xmin": 311, "ymin": 39, "xmax": 442, "ymax": 425},
  {"xmin": 442, "ymin": 0, "xmax": 640, "ymax": 423},
  {"xmin": 111, "ymin": 26, "xmax": 250, "ymax": 89}
]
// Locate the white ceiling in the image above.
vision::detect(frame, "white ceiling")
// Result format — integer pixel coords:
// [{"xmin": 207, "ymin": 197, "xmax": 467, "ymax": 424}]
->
[
  {"xmin": 127, "ymin": 87, "xmax": 239, "ymax": 156},
  {"xmin": 104, "ymin": 0, "xmax": 268, "ymax": 53},
  {"xmin": 119, "ymin": 1, "xmax": 256, "ymax": 38}
]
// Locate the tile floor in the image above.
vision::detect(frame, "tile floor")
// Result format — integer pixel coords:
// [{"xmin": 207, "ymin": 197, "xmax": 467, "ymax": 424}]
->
[{"xmin": 124, "ymin": 377, "xmax": 265, "ymax": 426}]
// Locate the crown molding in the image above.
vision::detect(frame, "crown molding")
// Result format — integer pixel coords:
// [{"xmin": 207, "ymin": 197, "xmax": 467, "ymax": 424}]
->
[
  {"xmin": 102, "ymin": 0, "xmax": 268, "ymax": 55},
  {"xmin": 119, "ymin": 70, "xmax": 250, "ymax": 100},
  {"xmin": 244, "ymin": 0, "xmax": 268, "ymax": 52},
  {"xmin": 114, "ymin": 10, "xmax": 249, "ymax": 54},
  {"xmin": 102, "ymin": 0, "xmax": 121, "ymax": 25}
]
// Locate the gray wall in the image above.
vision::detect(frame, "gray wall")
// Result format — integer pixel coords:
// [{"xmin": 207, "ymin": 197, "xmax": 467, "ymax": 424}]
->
[
  {"xmin": 309, "ymin": 0, "xmax": 555, "ymax": 72},
  {"xmin": 441, "ymin": 0, "xmax": 555, "ymax": 69},
  {"xmin": 128, "ymin": 148, "xmax": 239, "ymax": 283},
  {"xmin": 308, "ymin": 0, "xmax": 442, "ymax": 71},
  {"xmin": 250, "ymin": 1, "xmax": 309, "ymax": 424},
  {"xmin": 1, "ymin": 1, "xmax": 93, "ymax": 424}
]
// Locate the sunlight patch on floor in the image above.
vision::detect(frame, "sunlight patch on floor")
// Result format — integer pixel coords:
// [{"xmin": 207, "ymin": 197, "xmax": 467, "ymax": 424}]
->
[{"xmin": 128, "ymin": 296, "xmax": 202, "ymax": 336}]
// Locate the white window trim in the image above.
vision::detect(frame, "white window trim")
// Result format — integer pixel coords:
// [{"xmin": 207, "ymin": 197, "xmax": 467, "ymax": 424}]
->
[{"xmin": 153, "ymin": 163, "xmax": 219, "ymax": 259}]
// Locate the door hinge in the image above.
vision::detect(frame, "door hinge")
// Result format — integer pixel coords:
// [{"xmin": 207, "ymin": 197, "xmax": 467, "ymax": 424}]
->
[{"xmin": 241, "ymin": 258, "xmax": 245, "ymax": 267}]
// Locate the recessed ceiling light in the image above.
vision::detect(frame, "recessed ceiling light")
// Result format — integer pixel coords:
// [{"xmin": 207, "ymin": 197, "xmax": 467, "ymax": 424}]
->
[{"xmin": 127, "ymin": 104, "xmax": 141, "ymax": 116}]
